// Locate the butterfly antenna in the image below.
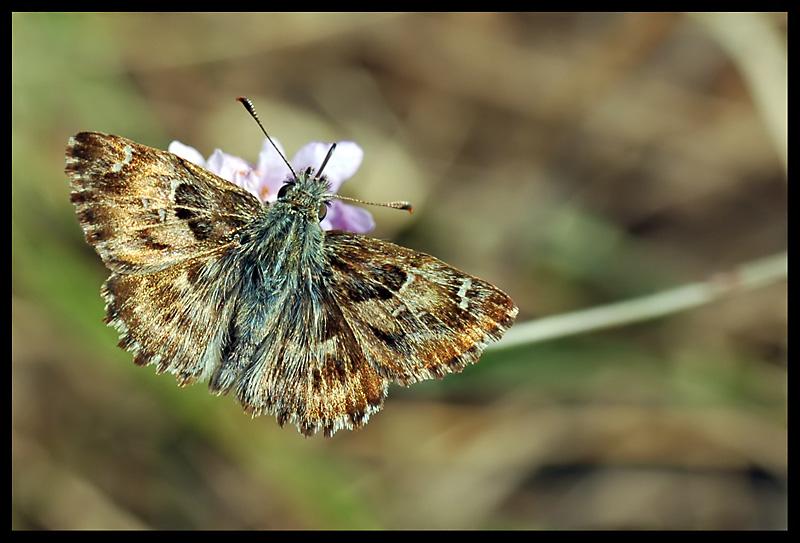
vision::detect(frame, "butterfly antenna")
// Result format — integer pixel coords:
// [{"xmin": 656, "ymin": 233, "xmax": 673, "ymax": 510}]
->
[
  {"xmin": 316, "ymin": 143, "xmax": 336, "ymax": 180},
  {"xmin": 331, "ymin": 194, "xmax": 414, "ymax": 214},
  {"xmin": 236, "ymin": 96, "xmax": 297, "ymax": 179}
]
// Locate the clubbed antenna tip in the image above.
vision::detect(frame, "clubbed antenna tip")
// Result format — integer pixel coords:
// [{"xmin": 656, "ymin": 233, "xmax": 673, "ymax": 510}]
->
[
  {"xmin": 333, "ymin": 194, "xmax": 414, "ymax": 214},
  {"xmin": 236, "ymin": 96, "xmax": 297, "ymax": 179}
]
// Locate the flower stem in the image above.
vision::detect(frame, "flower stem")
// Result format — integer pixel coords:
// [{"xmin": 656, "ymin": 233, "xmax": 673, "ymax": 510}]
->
[{"xmin": 491, "ymin": 252, "xmax": 787, "ymax": 351}]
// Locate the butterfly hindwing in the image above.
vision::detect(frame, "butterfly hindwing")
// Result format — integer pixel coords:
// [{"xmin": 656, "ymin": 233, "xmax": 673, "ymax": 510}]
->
[
  {"xmin": 67, "ymin": 131, "xmax": 262, "ymax": 274},
  {"xmin": 102, "ymin": 244, "xmax": 244, "ymax": 384},
  {"xmin": 233, "ymin": 289, "xmax": 389, "ymax": 436}
]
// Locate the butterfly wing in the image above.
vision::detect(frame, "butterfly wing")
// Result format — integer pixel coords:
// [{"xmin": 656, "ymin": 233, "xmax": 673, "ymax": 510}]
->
[
  {"xmin": 232, "ymin": 284, "xmax": 390, "ymax": 437},
  {"xmin": 323, "ymin": 230, "xmax": 518, "ymax": 385},
  {"xmin": 67, "ymin": 131, "xmax": 262, "ymax": 274},
  {"xmin": 225, "ymin": 238, "xmax": 390, "ymax": 437},
  {"xmin": 66, "ymin": 132, "xmax": 260, "ymax": 384},
  {"xmin": 101, "ymin": 251, "xmax": 242, "ymax": 385}
]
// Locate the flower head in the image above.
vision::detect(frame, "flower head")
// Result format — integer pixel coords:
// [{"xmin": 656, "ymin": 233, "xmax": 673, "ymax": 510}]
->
[{"xmin": 168, "ymin": 138, "xmax": 375, "ymax": 233}]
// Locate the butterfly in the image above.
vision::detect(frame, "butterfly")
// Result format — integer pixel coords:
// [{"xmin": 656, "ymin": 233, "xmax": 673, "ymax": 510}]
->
[{"xmin": 65, "ymin": 98, "xmax": 518, "ymax": 437}]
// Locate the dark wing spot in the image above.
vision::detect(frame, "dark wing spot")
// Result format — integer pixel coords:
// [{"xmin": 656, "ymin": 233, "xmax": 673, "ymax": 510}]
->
[
  {"xmin": 347, "ymin": 408, "xmax": 367, "ymax": 427},
  {"xmin": 433, "ymin": 301, "xmax": 472, "ymax": 328},
  {"xmin": 220, "ymin": 318, "xmax": 238, "ymax": 364},
  {"xmin": 104, "ymin": 300, "xmax": 119, "ymax": 324},
  {"xmin": 322, "ymin": 306, "xmax": 344, "ymax": 341},
  {"xmin": 324, "ymin": 354, "xmax": 348, "ymax": 384},
  {"xmin": 70, "ymin": 192, "xmax": 93, "ymax": 205},
  {"xmin": 175, "ymin": 310, "xmax": 195, "ymax": 330},
  {"xmin": 175, "ymin": 207, "xmax": 195, "ymax": 220},
  {"xmin": 446, "ymin": 354, "xmax": 464, "ymax": 370},
  {"xmin": 343, "ymin": 281, "xmax": 370, "ymax": 302},
  {"xmin": 101, "ymin": 170, "xmax": 127, "ymax": 183},
  {"xmin": 69, "ymin": 139, "xmax": 103, "ymax": 161},
  {"xmin": 88, "ymin": 226, "xmax": 113, "ymax": 242},
  {"xmin": 142, "ymin": 238, "xmax": 171, "ymax": 251},
  {"xmin": 276, "ymin": 409, "xmax": 290, "ymax": 427},
  {"xmin": 419, "ymin": 312, "xmax": 448, "ymax": 332},
  {"xmin": 329, "ymin": 254, "xmax": 356, "ymax": 274},
  {"xmin": 138, "ymin": 229, "xmax": 171, "ymax": 251},
  {"xmin": 368, "ymin": 325, "xmax": 406, "ymax": 351},
  {"xmin": 174, "ymin": 183, "xmax": 206, "ymax": 221},
  {"xmin": 174, "ymin": 183, "xmax": 205, "ymax": 207},
  {"xmin": 299, "ymin": 420, "xmax": 316, "ymax": 436},
  {"xmin": 445, "ymin": 345, "xmax": 479, "ymax": 371},
  {"xmin": 187, "ymin": 218, "xmax": 213, "ymax": 240},
  {"xmin": 344, "ymin": 280, "xmax": 393, "ymax": 303},
  {"xmin": 312, "ymin": 369, "xmax": 322, "ymax": 391},
  {"xmin": 77, "ymin": 207, "xmax": 97, "ymax": 223},
  {"xmin": 372, "ymin": 263, "xmax": 407, "ymax": 292},
  {"xmin": 73, "ymin": 132, "xmax": 97, "ymax": 145},
  {"xmin": 224, "ymin": 215, "xmax": 250, "ymax": 230},
  {"xmin": 118, "ymin": 336, "xmax": 136, "ymax": 350},
  {"xmin": 365, "ymin": 386, "xmax": 383, "ymax": 408}
]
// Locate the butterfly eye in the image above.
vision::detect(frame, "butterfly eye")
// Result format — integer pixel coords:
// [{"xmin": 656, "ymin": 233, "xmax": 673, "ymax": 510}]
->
[
  {"xmin": 318, "ymin": 203, "xmax": 328, "ymax": 221},
  {"xmin": 277, "ymin": 183, "xmax": 292, "ymax": 199}
]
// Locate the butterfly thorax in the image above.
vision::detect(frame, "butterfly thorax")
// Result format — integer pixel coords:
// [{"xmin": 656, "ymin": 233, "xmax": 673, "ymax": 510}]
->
[
  {"xmin": 228, "ymin": 170, "xmax": 330, "ymax": 329},
  {"xmin": 238, "ymin": 172, "xmax": 331, "ymax": 292}
]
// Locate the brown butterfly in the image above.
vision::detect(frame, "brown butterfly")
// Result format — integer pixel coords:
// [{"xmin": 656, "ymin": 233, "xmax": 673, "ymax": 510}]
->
[{"xmin": 65, "ymin": 98, "xmax": 518, "ymax": 437}]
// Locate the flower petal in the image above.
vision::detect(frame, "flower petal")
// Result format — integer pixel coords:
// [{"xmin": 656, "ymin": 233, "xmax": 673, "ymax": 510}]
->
[
  {"xmin": 206, "ymin": 149, "xmax": 253, "ymax": 183},
  {"xmin": 203, "ymin": 149, "xmax": 267, "ymax": 200},
  {"xmin": 232, "ymin": 170, "xmax": 264, "ymax": 201},
  {"xmin": 320, "ymin": 201, "xmax": 375, "ymax": 233},
  {"xmin": 291, "ymin": 141, "xmax": 363, "ymax": 192},
  {"xmin": 168, "ymin": 141, "xmax": 206, "ymax": 166},
  {"xmin": 255, "ymin": 138, "xmax": 293, "ymax": 201}
]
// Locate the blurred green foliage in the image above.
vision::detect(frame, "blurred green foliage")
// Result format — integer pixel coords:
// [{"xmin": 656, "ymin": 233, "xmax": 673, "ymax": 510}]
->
[{"xmin": 13, "ymin": 13, "xmax": 786, "ymax": 529}]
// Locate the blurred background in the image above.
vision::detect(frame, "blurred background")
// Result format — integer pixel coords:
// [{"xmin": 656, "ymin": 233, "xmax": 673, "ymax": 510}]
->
[{"xmin": 12, "ymin": 12, "xmax": 787, "ymax": 529}]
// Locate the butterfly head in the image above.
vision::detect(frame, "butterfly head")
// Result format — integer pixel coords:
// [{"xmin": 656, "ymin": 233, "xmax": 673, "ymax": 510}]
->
[{"xmin": 275, "ymin": 168, "xmax": 332, "ymax": 222}]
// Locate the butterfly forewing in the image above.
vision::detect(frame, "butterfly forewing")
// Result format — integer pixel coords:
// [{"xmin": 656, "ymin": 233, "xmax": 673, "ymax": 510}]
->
[
  {"xmin": 323, "ymin": 231, "xmax": 518, "ymax": 385},
  {"xmin": 67, "ymin": 132, "xmax": 261, "ymax": 274}
]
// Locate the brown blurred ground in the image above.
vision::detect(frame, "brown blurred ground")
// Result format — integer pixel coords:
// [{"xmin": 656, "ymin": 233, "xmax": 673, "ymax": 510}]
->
[{"xmin": 12, "ymin": 12, "xmax": 786, "ymax": 529}]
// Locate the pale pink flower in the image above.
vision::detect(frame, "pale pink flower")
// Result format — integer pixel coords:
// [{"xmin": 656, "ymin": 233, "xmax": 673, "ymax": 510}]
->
[{"xmin": 168, "ymin": 138, "xmax": 375, "ymax": 233}]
